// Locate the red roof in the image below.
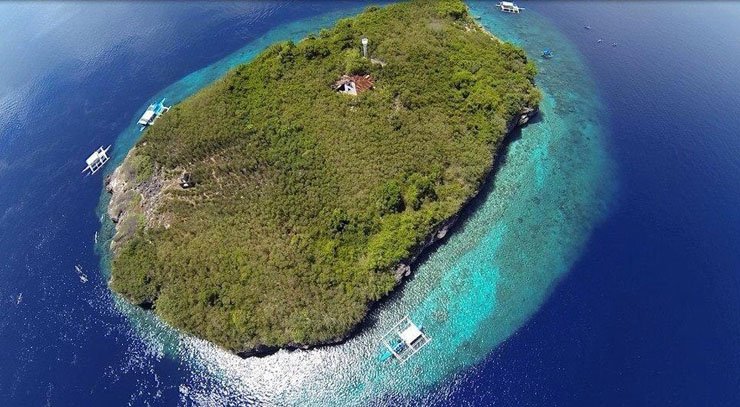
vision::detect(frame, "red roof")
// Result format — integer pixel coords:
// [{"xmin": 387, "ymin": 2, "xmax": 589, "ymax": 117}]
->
[
  {"xmin": 351, "ymin": 75, "xmax": 374, "ymax": 93},
  {"xmin": 334, "ymin": 74, "xmax": 375, "ymax": 94}
]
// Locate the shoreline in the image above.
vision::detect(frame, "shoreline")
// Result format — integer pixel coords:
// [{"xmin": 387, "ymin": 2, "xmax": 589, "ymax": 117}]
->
[
  {"xmin": 105, "ymin": 104, "xmax": 538, "ymax": 358},
  {"xmin": 234, "ymin": 105, "xmax": 538, "ymax": 358},
  {"xmin": 103, "ymin": 7, "xmax": 540, "ymax": 357}
]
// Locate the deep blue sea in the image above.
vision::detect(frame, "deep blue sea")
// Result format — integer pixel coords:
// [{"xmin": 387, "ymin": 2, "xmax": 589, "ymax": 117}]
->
[{"xmin": 1, "ymin": 1, "xmax": 739, "ymax": 406}]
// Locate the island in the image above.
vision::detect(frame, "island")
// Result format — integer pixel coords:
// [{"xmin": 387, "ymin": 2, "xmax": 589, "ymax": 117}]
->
[{"xmin": 106, "ymin": 0, "xmax": 540, "ymax": 356}]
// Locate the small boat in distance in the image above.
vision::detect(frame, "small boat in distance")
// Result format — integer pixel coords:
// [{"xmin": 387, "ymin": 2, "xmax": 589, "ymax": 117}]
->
[
  {"xmin": 75, "ymin": 264, "xmax": 88, "ymax": 283},
  {"xmin": 542, "ymin": 48, "xmax": 554, "ymax": 59},
  {"xmin": 584, "ymin": 25, "xmax": 592, "ymax": 30},
  {"xmin": 497, "ymin": 1, "xmax": 523, "ymax": 14},
  {"xmin": 82, "ymin": 145, "xmax": 111, "ymax": 175},
  {"xmin": 138, "ymin": 98, "xmax": 170, "ymax": 129}
]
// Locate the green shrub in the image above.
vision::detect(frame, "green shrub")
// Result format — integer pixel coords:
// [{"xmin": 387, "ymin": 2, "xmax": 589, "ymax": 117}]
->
[
  {"xmin": 437, "ymin": 0, "xmax": 468, "ymax": 19},
  {"xmin": 376, "ymin": 180, "xmax": 405, "ymax": 215}
]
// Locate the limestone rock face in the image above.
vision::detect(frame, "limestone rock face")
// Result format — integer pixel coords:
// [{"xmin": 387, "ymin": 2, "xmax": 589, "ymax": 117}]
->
[
  {"xmin": 106, "ymin": 156, "xmax": 139, "ymax": 254},
  {"xmin": 105, "ymin": 149, "xmax": 173, "ymax": 255}
]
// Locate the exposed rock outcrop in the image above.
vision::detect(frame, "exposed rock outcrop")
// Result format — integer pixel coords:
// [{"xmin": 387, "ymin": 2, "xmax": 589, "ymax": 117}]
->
[{"xmin": 105, "ymin": 148, "xmax": 174, "ymax": 255}]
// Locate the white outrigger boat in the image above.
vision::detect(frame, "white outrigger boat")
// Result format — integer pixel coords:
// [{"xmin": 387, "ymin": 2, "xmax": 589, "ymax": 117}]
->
[
  {"xmin": 75, "ymin": 265, "xmax": 88, "ymax": 283},
  {"xmin": 379, "ymin": 315, "xmax": 431, "ymax": 364},
  {"xmin": 82, "ymin": 145, "xmax": 111, "ymax": 175},
  {"xmin": 138, "ymin": 98, "xmax": 170, "ymax": 129},
  {"xmin": 497, "ymin": 1, "xmax": 523, "ymax": 13}
]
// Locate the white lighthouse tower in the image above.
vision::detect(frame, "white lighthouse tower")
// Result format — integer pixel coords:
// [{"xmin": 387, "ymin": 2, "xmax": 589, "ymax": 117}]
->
[{"xmin": 361, "ymin": 37, "xmax": 369, "ymax": 58}]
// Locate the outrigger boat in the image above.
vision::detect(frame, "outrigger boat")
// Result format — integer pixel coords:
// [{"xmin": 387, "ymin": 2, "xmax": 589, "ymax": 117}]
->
[
  {"xmin": 82, "ymin": 145, "xmax": 111, "ymax": 175},
  {"xmin": 497, "ymin": 1, "xmax": 523, "ymax": 13},
  {"xmin": 75, "ymin": 265, "xmax": 88, "ymax": 283},
  {"xmin": 542, "ymin": 48, "xmax": 554, "ymax": 59},
  {"xmin": 379, "ymin": 316, "xmax": 430, "ymax": 364},
  {"xmin": 137, "ymin": 98, "xmax": 170, "ymax": 129}
]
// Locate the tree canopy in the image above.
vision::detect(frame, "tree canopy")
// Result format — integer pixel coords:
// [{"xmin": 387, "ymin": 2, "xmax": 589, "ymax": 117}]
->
[{"xmin": 110, "ymin": 0, "xmax": 539, "ymax": 353}]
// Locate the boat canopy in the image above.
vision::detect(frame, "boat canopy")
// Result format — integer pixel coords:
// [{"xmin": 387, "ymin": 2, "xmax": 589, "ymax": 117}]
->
[
  {"xmin": 139, "ymin": 110, "xmax": 156, "ymax": 123},
  {"xmin": 86, "ymin": 151, "xmax": 103, "ymax": 166},
  {"xmin": 400, "ymin": 324, "xmax": 423, "ymax": 346}
]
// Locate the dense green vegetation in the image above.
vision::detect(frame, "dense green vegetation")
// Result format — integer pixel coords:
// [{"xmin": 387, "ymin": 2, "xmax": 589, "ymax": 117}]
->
[{"xmin": 110, "ymin": 0, "xmax": 539, "ymax": 353}]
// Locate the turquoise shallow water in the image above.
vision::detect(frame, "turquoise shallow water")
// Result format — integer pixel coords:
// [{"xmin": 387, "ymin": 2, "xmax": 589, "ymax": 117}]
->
[{"xmin": 96, "ymin": 3, "xmax": 613, "ymax": 405}]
